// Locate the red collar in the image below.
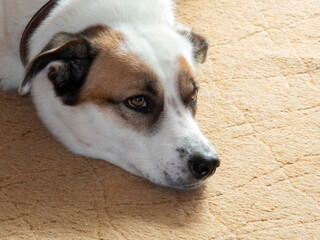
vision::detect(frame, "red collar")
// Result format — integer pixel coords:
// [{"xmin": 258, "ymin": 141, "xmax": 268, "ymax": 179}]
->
[{"xmin": 19, "ymin": 0, "xmax": 58, "ymax": 67}]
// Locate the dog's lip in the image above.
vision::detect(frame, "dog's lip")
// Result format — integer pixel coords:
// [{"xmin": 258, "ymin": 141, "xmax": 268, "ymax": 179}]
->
[
  {"xmin": 182, "ymin": 183, "xmax": 203, "ymax": 189},
  {"xmin": 168, "ymin": 181, "xmax": 204, "ymax": 190}
]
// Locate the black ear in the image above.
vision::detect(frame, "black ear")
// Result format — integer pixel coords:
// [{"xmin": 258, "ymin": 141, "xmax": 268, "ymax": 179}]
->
[
  {"xmin": 20, "ymin": 32, "xmax": 97, "ymax": 105},
  {"xmin": 175, "ymin": 23, "xmax": 209, "ymax": 64}
]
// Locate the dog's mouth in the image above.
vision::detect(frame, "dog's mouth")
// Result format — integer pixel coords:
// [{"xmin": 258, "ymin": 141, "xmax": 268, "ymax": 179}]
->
[
  {"xmin": 178, "ymin": 182, "xmax": 204, "ymax": 190},
  {"xmin": 166, "ymin": 181, "xmax": 205, "ymax": 190},
  {"xmin": 160, "ymin": 171, "xmax": 204, "ymax": 190}
]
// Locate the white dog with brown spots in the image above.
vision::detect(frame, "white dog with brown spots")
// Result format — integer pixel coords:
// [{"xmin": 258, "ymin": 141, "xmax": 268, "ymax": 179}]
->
[{"xmin": 0, "ymin": 0, "xmax": 220, "ymax": 189}]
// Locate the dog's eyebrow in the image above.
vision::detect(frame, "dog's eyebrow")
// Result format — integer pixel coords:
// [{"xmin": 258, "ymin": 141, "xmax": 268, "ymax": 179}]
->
[
  {"xmin": 178, "ymin": 62, "xmax": 198, "ymax": 105},
  {"xmin": 181, "ymin": 77, "xmax": 198, "ymax": 100},
  {"xmin": 144, "ymin": 77, "xmax": 159, "ymax": 96},
  {"xmin": 133, "ymin": 71, "xmax": 160, "ymax": 97}
]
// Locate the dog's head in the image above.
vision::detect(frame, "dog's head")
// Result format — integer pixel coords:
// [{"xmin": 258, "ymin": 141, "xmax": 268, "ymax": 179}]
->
[{"xmin": 20, "ymin": 24, "xmax": 219, "ymax": 189}]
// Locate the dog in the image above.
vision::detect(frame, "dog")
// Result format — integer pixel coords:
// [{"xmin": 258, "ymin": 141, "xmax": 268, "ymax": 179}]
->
[{"xmin": 0, "ymin": 0, "xmax": 220, "ymax": 189}]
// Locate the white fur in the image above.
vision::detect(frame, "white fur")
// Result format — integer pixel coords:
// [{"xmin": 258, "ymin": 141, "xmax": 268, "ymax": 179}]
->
[{"xmin": 0, "ymin": 0, "xmax": 217, "ymax": 188}]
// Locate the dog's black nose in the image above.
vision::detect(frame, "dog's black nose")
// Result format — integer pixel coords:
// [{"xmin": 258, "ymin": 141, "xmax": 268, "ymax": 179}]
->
[{"xmin": 188, "ymin": 155, "xmax": 220, "ymax": 179}]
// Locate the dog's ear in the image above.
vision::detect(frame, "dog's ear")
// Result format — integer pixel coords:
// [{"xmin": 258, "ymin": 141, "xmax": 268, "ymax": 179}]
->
[
  {"xmin": 188, "ymin": 32, "xmax": 208, "ymax": 64},
  {"xmin": 19, "ymin": 32, "xmax": 96, "ymax": 105},
  {"xmin": 175, "ymin": 23, "xmax": 209, "ymax": 64}
]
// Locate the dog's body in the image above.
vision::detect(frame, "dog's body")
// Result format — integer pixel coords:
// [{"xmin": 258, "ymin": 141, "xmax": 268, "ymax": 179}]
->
[{"xmin": 0, "ymin": 0, "xmax": 220, "ymax": 189}]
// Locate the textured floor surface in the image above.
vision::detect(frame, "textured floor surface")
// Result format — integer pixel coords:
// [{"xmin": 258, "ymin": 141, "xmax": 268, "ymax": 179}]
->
[{"xmin": 1, "ymin": 0, "xmax": 320, "ymax": 239}]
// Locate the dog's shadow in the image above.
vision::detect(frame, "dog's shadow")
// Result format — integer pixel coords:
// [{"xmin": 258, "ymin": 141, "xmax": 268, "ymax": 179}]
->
[{"xmin": 0, "ymin": 91, "xmax": 213, "ymax": 238}]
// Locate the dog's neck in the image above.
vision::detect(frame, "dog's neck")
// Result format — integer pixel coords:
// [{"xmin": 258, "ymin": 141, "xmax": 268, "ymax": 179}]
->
[{"xmin": 20, "ymin": 0, "xmax": 58, "ymax": 67}]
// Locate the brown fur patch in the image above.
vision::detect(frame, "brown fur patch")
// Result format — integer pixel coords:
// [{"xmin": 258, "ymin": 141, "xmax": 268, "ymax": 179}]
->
[
  {"xmin": 178, "ymin": 57, "xmax": 198, "ymax": 115},
  {"xmin": 79, "ymin": 27, "xmax": 164, "ymax": 131},
  {"xmin": 81, "ymin": 25, "xmax": 115, "ymax": 39}
]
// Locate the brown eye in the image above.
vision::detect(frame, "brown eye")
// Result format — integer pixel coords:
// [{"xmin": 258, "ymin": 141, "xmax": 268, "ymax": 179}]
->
[
  {"xmin": 128, "ymin": 96, "xmax": 147, "ymax": 108},
  {"xmin": 125, "ymin": 95, "xmax": 153, "ymax": 113},
  {"xmin": 191, "ymin": 92, "xmax": 197, "ymax": 101}
]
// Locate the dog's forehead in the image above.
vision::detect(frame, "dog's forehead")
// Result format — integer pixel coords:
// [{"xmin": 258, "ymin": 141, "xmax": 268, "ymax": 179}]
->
[{"xmin": 118, "ymin": 26, "xmax": 196, "ymax": 88}]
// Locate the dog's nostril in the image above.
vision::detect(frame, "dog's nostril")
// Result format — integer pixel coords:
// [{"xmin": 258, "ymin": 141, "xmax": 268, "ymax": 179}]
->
[
  {"xmin": 188, "ymin": 155, "xmax": 220, "ymax": 180},
  {"xmin": 197, "ymin": 164, "xmax": 211, "ymax": 177}
]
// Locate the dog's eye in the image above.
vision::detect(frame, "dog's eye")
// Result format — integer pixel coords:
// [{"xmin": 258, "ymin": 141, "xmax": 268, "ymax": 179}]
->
[
  {"xmin": 125, "ymin": 96, "xmax": 150, "ymax": 113},
  {"xmin": 128, "ymin": 96, "xmax": 147, "ymax": 108},
  {"xmin": 190, "ymin": 92, "xmax": 197, "ymax": 106}
]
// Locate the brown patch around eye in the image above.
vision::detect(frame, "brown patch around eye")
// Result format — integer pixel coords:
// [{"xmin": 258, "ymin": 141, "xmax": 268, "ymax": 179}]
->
[
  {"xmin": 178, "ymin": 57, "xmax": 198, "ymax": 115},
  {"xmin": 77, "ymin": 26, "xmax": 164, "ymax": 132}
]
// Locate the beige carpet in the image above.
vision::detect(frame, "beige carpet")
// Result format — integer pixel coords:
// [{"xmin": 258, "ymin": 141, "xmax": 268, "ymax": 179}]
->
[{"xmin": 1, "ymin": 0, "xmax": 320, "ymax": 239}]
